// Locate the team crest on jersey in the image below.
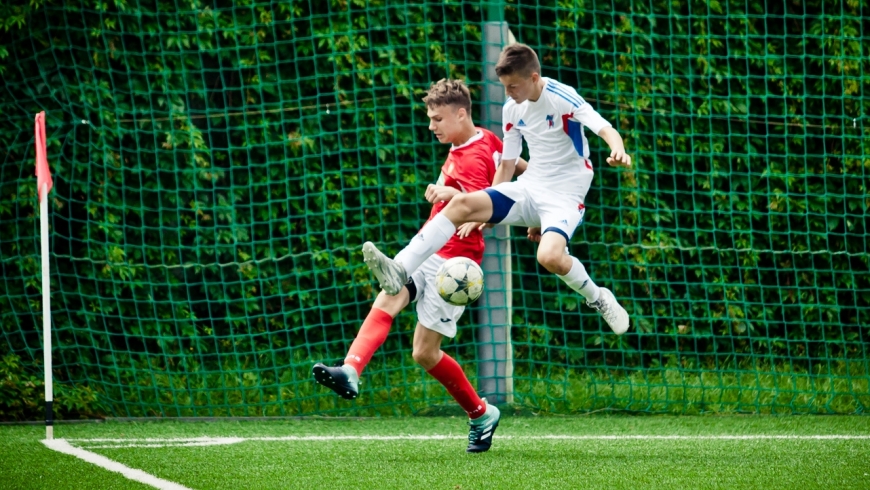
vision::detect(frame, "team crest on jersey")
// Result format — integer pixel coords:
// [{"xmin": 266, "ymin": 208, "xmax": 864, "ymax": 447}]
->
[{"xmin": 546, "ymin": 114, "xmax": 555, "ymax": 128}]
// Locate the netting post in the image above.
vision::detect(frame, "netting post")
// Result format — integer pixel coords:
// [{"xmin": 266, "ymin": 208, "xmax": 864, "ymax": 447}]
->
[{"xmin": 476, "ymin": 4, "xmax": 513, "ymax": 405}]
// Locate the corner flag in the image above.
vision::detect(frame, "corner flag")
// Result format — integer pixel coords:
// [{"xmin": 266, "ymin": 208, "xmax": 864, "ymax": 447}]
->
[
  {"xmin": 35, "ymin": 111, "xmax": 53, "ymax": 200},
  {"xmin": 35, "ymin": 111, "xmax": 54, "ymax": 439}
]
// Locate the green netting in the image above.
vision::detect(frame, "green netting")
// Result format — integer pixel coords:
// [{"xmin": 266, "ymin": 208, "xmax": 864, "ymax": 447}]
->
[{"xmin": 0, "ymin": 0, "xmax": 868, "ymax": 418}]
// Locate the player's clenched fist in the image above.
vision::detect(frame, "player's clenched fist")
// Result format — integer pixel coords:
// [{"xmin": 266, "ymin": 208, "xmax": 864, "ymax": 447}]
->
[{"xmin": 425, "ymin": 184, "xmax": 459, "ymax": 204}]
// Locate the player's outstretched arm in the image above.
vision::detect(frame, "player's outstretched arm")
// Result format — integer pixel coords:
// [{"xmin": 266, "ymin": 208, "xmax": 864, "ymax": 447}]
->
[{"xmin": 598, "ymin": 127, "xmax": 632, "ymax": 167}]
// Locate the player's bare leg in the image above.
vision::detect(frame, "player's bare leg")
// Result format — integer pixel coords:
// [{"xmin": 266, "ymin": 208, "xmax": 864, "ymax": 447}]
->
[
  {"xmin": 411, "ymin": 323, "xmax": 445, "ymax": 371},
  {"xmin": 537, "ymin": 232, "xmax": 629, "ymax": 335},
  {"xmin": 364, "ymin": 191, "xmax": 494, "ymax": 295},
  {"xmin": 440, "ymin": 191, "xmax": 495, "ymax": 224}
]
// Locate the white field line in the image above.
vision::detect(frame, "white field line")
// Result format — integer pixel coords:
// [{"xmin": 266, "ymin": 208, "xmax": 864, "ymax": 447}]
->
[
  {"xmin": 64, "ymin": 433, "xmax": 870, "ymax": 450},
  {"xmin": 82, "ymin": 438, "xmax": 246, "ymax": 449},
  {"xmin": 42, "ymin": 439, "xmax": 192, "ymax": 490}
]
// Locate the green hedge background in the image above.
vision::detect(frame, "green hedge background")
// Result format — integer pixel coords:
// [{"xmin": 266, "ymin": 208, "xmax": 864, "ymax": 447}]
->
[{"xmin": 0, "ymin": 0, "xmax": 868, "ymax": 419}]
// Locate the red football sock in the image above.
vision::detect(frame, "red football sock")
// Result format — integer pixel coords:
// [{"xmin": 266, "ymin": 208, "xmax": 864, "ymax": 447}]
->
[
  {"xmin": 427, "ymin": 353, "xmax": 487, "ymax": 419},
  {"xmin": 344, "ymin": 308, "xmax": 393, "ymax": 376}
]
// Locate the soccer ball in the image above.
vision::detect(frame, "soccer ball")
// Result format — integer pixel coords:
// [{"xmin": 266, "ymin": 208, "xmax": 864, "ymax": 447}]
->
[{"xmin": 435, "ymin": 257, "xmax": 484, "ymax": 306}]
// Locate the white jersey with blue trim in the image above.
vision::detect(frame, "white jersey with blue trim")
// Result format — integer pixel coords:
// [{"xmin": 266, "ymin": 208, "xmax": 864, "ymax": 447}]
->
[{"xmin": 501, "ymin": 77, "xmax": 612, "ymax": 192}]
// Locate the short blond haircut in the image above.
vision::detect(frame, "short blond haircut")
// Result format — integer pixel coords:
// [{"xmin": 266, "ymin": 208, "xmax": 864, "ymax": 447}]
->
[{"xmin": 422, "ymin": 78, "xmax": 472, "ymax": 114}]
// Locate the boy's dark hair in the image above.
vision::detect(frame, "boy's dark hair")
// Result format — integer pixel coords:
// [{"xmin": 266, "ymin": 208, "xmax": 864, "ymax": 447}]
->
[
  {"xmin": 422, "ymin": 78, "xmax": 472, "ymax": 114},
  {"xmin": 494, "ymin": 43, "xmax": 541, "ymax": 78}
]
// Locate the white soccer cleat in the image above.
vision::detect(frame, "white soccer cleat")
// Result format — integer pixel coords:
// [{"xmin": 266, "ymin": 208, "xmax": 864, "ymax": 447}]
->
[
  {"xmin": 586, "ymin": 287, "xmax": 630, "ymax": 335},
  {"xmin": 362, "ymin": 241, "xmax": 408, "ymax": 296}
]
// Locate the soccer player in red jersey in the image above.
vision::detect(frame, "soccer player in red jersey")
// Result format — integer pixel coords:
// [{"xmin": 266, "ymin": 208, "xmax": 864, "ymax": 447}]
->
[{"xmin": 313, "ymin": 79, "xmax": 526, "ymax": 453}]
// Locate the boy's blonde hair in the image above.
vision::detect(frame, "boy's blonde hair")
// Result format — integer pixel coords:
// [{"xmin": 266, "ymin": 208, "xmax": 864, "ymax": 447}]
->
[{"xmin": 422, "ymin": 78, "xmax": 472, "ymax": 114}]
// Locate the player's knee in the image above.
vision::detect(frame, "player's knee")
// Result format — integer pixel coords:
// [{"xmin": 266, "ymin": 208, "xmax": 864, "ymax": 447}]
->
[
  {"xmin": 536, "ymin": 248, "xmax": 565, "ymax": 274},
  {"xmin": 444, "ymin": 194, "xmax": 473, "ymax": 220},
  {"xmin": 412, "ymin": 347, "xmax": 439, "ymax": 369}
]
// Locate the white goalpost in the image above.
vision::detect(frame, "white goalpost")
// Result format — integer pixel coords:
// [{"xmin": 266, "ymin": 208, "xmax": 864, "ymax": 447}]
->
[{"xmin": 476, "ymin": 7, "xmax": 516, "ymax": 405}]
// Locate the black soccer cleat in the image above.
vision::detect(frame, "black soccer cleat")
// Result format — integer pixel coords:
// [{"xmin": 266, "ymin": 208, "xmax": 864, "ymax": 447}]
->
[
  {"xmin": 312, "ymin": 362, "xmax": 359, "ymax": 400},
  {"xmin": 466, "ymin": 402, "xmax": 500, "ymax": 453}
]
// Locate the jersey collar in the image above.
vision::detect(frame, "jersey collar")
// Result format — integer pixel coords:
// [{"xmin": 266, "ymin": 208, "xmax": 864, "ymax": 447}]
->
[
  {"xmin": 450, "ymin": 130, "xmax": 484, "ymax": 151},
  {"xmin": 528, "ymin": 77, "xmax": 552, "ymax": 105}
]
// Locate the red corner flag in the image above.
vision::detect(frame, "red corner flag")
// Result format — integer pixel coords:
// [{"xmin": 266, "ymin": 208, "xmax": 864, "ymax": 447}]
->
[{"xmin": 35, "ymin": 111, "xmax": 53, "ymax": 201}]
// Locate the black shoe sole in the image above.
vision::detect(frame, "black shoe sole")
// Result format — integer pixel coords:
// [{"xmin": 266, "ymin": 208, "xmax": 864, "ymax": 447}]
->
[{"xmin": 312, "ymin": 364, "xmax": 358, "ymax": 400}]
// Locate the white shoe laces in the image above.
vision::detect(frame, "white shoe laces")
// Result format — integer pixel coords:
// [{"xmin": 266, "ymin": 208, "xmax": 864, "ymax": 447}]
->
[{"xmin": 588, "ymin": 291, "xmax": 623, "ymax": 326}]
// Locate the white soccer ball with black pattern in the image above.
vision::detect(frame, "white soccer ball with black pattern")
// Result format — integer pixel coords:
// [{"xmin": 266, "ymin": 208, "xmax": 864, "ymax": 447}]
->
[{"xmin": 435, "ymin": 257, "xmax": 484, "ymax": 306}]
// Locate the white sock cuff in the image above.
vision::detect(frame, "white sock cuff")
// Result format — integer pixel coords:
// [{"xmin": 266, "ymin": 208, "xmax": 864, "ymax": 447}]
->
[{"xmin": 557, "ymin": 256, "xmax": 583, "ymax": 280}]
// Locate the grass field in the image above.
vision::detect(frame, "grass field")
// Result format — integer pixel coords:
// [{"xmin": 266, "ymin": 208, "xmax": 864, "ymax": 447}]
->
[{"xmin": 2, "ymin": 416, "xmax": 869, "ymax": 489}]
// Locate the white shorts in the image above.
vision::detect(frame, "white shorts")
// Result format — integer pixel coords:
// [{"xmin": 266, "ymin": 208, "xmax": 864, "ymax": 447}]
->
[
  {"xmin": 409, "ymin": 254, "xmax": 465, "ymax": 338},
  {"xmin": 484, "ymin": 176, "xmax": 593, "ymax": 242}
]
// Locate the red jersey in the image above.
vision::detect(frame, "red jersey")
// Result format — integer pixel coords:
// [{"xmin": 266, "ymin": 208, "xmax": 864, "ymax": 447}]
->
[{"xmin": 426, "ymin": 128, "xmax": 503, "ymax": 264}]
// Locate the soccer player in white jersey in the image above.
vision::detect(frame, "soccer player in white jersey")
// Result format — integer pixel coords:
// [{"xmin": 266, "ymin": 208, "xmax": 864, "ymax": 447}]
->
[{"xmin": 362, "ymin": 43, "xmax": 632, "ymax": 334}]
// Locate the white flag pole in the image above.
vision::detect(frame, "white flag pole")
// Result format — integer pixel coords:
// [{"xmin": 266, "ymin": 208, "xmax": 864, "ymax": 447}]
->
[{"xmin": 41, "ymin": 182, "xmax": 53, "ymax": 440}]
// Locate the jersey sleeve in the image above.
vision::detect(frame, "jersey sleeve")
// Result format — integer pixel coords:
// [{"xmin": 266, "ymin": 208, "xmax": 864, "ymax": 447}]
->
[
  {"xmin": 501, "ymin": 103, "xmax": 523, "ymax": 161},
  {"xmin": 572, "ymin": 100, "xmax": 612, "ymax": 135},
  {"xmin": 491, "ymin": 131, "xmax": 504, "ymax": 153},
  {"xmin": 553, "ymin": 86, "xmax": 613, "ymax": 135}
]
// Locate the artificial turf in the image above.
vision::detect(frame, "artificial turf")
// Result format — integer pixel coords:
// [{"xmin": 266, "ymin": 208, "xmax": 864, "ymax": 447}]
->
[{"xmin": 2, "ymin": 415, "xmax": 869, "ymax": 489}]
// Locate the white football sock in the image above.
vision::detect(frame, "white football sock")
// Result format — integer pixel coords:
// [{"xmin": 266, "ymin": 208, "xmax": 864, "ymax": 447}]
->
[
  {"xmin": 394, "ymin": 213, "xmax": 456, "ymax": 274},
  {"xmin": 558, "ymin": 256, "xmax": 601, "ymax": 302}
]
